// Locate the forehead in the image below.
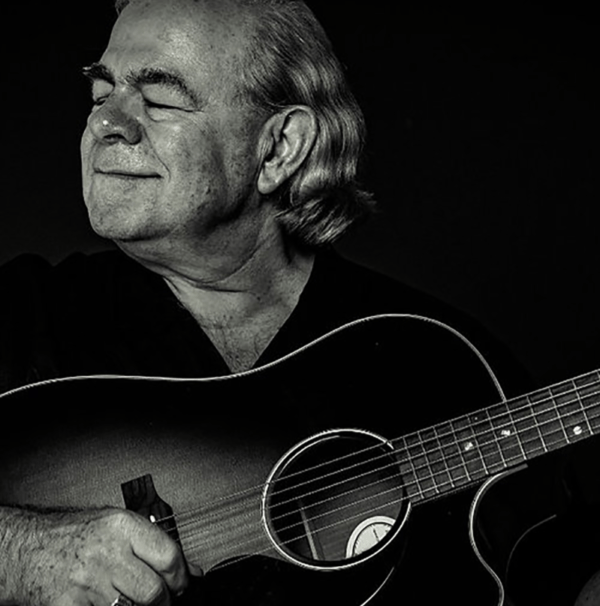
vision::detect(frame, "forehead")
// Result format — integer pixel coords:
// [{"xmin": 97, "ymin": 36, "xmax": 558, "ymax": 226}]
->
[{"xmin": 102, "ymin": 0, "xmax": 248, "ymax": 89}]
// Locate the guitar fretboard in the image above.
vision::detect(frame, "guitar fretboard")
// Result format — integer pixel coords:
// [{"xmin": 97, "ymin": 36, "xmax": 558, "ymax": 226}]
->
[{"xmin": 394, "ymin": 369, "xmax": 600, "ymax": 502}]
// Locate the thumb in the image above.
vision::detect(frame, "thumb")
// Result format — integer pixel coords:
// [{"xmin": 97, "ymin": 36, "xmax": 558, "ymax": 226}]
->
[{"xmin": 186, "ymin": 562, "xmax": 204, "ymax": 578}]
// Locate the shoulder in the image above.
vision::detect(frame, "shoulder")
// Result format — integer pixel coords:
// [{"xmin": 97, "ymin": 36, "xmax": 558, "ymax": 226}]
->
[
  {"xmin": 310, "ymin": 251, "xmax": 532, "ymax": 396},
  {"xmin": 0, "ymin": 250, "xmax": 159, "ymax": 392},
  {"xmin": 1, "ymin": 249, "xmax": 147, "ymax": 299},
  {"xmin": 0, "ymin": 249, "xmax": 169, "ymax": 340},
  {"xmin": 0, "ymin": 249, "xmax": 146, "ymax": 344},
  {"xmin": 0, "ymin": 253, "xmax": 53, "ymax": 287},
  {"xmin": 311, "ymin": 250, "xmax": 481, "ymax": 328},
  {"xmin": 1, "ymin": 249, "xmax": 127, "ymax": 282},
  {"xmin": 0, "ymin": 247, "xmax": 121, "ymax": 315}
]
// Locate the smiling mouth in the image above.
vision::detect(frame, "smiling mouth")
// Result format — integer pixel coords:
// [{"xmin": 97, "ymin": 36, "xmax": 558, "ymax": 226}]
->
[{"xmin": 95, "ymin": 169, "xmax": 161, "ymax": 179}]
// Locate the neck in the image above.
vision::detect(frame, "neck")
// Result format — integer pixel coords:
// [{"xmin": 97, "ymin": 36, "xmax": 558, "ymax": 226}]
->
[
  {"xmin": 119, "ymin": 226, "xmax": 315, "ymax": 372},
  {"xmin": 163, "ymin": 237, "xmax": 315, "ymax": 329}
]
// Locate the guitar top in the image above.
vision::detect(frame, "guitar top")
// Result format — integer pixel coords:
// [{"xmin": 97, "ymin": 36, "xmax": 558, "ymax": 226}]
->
[{"xmin": 1, "ymin": 315, "xmax": 598, "ymax": 606}]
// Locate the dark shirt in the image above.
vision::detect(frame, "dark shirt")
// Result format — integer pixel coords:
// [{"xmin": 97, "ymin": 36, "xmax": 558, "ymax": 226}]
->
[
  {"xmin": 0, "ymin": 249, "xmax": 527, "ymax": 396},
  {"xmin": 0, "ymin": 250, "xmax": 595, "ymax": 605}
]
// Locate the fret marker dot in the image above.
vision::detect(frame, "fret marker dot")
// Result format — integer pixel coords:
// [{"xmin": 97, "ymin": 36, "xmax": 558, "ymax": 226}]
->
[
  {"xmin": 573, "ymin": 426, "xmax": 583, "ymax": 436},
  {"xmin": 501, "ymin": 429, "xmax": 512, "ymax": 438},
  {"xmin": 464, "ymin": 442, "xmax": 475, "ymax": 452}
]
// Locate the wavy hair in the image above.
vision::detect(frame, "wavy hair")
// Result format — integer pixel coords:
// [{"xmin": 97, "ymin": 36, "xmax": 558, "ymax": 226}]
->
[{"xmin": 115, "ymin": 0, "xmax": 376, "ymax": 247}]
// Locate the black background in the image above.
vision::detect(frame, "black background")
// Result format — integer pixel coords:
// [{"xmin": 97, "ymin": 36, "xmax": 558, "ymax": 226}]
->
[{"xmin": 3, "ymin": 2, "xmax": 598, "ymax": 391}]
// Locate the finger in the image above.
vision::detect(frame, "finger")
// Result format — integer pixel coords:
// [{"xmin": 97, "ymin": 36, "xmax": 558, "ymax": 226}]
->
[
  {"xmin": 112, "ymin": 563, "xmax": 170, "ymax": 606},
  {"xmin": 187, "ymin": 562, "xmax": 204, "ymax": 578},
  {"xmin": 52, "ymin": 587, "xmax": 97, "ymax": 606},
  {"xmin": 108, "ymin": 536, "xmax": 173, "ymax": 606},
  {"xmin": 125, "ymin": 516, "xmax": 189, "ymax": 595}
]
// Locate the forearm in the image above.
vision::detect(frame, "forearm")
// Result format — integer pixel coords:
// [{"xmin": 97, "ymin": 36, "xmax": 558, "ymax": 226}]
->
[
  {"xmin": 0, "ymin": 504, "xmax": 94, "ymax": 606},
  {"xmin": 0, "ymin": 505, "xmax": 45, "ymax": 606}
]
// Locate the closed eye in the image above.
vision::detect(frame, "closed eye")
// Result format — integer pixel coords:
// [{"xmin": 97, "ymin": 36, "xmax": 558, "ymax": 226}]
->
[
  {"xmin": 144, "ymin": 96, "xmax": 199, "ymax": 114},
  {"xmin": 145, "ymin": 99, "xmax": 179, "ymax": 110}
]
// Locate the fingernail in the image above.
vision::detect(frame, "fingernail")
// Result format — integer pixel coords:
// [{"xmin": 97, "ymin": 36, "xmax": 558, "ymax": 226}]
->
[{"xmin": 188, "ymin": 563, "xmax": 204, "ymax": 577}]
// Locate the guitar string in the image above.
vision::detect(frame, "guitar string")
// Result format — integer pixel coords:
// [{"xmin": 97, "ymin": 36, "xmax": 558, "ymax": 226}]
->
[
  {"xmin": 158, "ymin": 380, "xmax": 595, "ymax": 548},
  {"xmin": 165, "ymin": 373, "xmax": 600, "ymax": 530},
  {"xmin": 271, "ymin": 386, "xmax": 598, "ymax": 515},
  {"xmin": 179, "ymin": 414, "xmax": 600, "ymax": 567},
  {"xmin": 175, "ymin": 405, "xmax": 600, "ymax": 540},
  {"xmin": 294, "ymin": 416, "xmax": 600, "ymax": 559},
  {"xmin": 264, "ymin": 404, "xmax": 600, "ymax": 521},
  {"xmin": 168, "ymin": 394, "xmax": 600, "ymax": 553},
  {"xmin": 174, "ymin": 409, "xmax": 600, "ymax": 569},
  {"xmin": 161, "ymin": 377, "xmax": 599, "ymax": 531},
  {"xmin": 204, "ymin": 373, "xmax": 600, "ymax": 521}
]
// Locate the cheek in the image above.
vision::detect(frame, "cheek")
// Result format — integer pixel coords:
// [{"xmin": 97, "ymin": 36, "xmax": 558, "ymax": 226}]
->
[
  {"xmin": 162, "ymin": 126, "xmax": 229, "ymax": 198},
  {"xmin": 80, "ymin": 130, "xmax": 95, "ymax": 197},
  {"xmin": 226, "ymin": 119, "xmax": 266, "ymax": 190},
  {"xmin": 80, "ymin": 128, "xmax": 92, "ymax": 170}
]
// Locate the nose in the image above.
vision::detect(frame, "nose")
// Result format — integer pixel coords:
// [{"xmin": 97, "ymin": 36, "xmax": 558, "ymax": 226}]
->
[{"xmin": 86, "ymin": 95, "xmax": 143, "ymax": 145}]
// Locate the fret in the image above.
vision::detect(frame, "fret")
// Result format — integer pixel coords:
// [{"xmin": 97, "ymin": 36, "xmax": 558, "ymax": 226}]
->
[
  {"xmin": 576, "ymin": 369, "xmax": 600, "ymax": 397},
  {"xmin": 513, "ymin": 395, "xmax": 548, "ymax": 456},
  {"xmin": 393, "ymin": 369, "xmax": 599, "ymax": 503},
  {"xmin": 485, "ymin": 403, "xmax": 526, "ymax": 469},
  {"xmin": 478, "ymin": 406, "xmax": 512, "ymax": 473},
  {"xmin": 394, "ymin": 435, "xmax": 424, "ymax": 501},
  {"xmin": 417, "ymin": 427, "xmax": 452, "ymax": 492},
  {"xmin": 584, "ymin": 394, "xmax": 600, "ymax": 433},
  {"xmin": 550, "ymin": 380, "xmax": 593, "ymax": 444},
  {"xmin": 578, "ymin": 385, "xmax": 596, "ymax": 435},
  {"xmin": 450, "ymin": 415, "xmax": 493, "ymax": 479},
  {"xmin": 509, "ymin": 370, "xmax": 600, "ymax": 463},
  {"xmin": 528, "ymin": 388, "xmax": 568, "ymax": 450},
  {"xmin": 486, "ymin": 404, "xmax": 517, "ymax": 473},
  {"xmin": 435, "ymin": 421, "xmax": 471, "ymax": 486},
  {"xmin": 577, "ymin": 372, "xmax": 600, "ymax": 432},
  {"xmin": 404, "ymin": 432, "xmax": 437, "ymax": 497},
  {"xmin": 396, "ymin": 434, "xmax": 437, "ymax": 501}
]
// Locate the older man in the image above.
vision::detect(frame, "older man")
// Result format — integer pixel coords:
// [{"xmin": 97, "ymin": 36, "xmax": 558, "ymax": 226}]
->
[{"xmin": 1, "ymin": 1, "xmax": 595, "ymax": 605}]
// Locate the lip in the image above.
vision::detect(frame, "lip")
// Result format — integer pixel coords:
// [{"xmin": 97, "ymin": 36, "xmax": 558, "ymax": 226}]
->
[{"xmin": 94, "ymin": 168, "xmax": 161, "ymax": 179}]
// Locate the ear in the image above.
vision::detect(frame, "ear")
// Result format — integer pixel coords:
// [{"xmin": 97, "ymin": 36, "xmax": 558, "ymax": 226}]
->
[{"xmin": 257, "ymin": 106, "xmax": 317, "ymax": 195}]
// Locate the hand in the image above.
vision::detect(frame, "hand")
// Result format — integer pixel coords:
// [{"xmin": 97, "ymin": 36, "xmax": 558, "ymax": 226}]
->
[{"xmin": 17, "ymin": 507, "xmax": 193, "ymax": 606}]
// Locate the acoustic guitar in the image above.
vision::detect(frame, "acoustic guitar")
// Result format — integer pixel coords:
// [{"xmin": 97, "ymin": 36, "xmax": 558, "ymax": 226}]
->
[{"xmin": 0, "ymin": 314, "xmax": 598, "ymax": 605}]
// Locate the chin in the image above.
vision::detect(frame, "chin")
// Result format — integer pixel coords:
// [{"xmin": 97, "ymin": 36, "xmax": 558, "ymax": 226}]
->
[
  {"xmin": 86, "ymin": 197, "xmax": 155, "ymax": 241},
  {"xmin": 88, "ymin": 213, "xmax": 150, "ymax": 244}
]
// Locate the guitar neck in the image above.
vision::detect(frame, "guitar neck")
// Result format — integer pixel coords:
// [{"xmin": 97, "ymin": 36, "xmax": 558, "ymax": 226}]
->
[{"xmin": 394, "ymin": 369, "xmax": 600, "ymax": 503}]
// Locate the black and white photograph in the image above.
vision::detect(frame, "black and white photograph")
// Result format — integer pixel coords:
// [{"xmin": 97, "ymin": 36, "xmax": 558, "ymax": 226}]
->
[{"xmin": 1, "ymin": 2, "xmax": 598, "ymax": 605}]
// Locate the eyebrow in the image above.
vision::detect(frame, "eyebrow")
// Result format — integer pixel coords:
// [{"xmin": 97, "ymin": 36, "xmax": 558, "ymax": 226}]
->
[
  {"xmin": 82, "ymin": 62, "xmax": 203, "ymax": 108},
  {"xmin": 82, "ymin": 62, "xmax": 114, "ymax": 84}
]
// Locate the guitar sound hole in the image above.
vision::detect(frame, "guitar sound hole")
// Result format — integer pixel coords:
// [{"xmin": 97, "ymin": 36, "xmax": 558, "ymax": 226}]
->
[{"xmin": 263, "ymin": 430, "xmax": 409, "ymax": 570}]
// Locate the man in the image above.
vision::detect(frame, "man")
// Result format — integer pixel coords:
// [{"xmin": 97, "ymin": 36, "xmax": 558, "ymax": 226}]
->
[{"xmin": 0, "ymin": 1, "xmax": 595, "ymax": 605}]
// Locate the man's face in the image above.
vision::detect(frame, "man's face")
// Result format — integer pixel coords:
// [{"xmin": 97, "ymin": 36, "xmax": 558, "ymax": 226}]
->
[{"xmin": 80, "ymin": 0, "xmax": 265, "ymax": 255}]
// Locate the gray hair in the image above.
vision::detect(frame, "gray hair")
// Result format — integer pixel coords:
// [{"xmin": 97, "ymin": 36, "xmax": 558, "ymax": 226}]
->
[{"xmin": 115, "ymin": 0, "xmax": 375, "ymax": 247}]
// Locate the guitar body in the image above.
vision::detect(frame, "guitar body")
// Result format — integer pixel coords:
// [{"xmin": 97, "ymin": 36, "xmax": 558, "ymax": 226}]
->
[
  {"xmin": 0, "ymin": 315, "xmax": 541, "ymax": 605},
  {"xmin": 478, "ymin": 437, "xmax": 600, "ymax": 606}
]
